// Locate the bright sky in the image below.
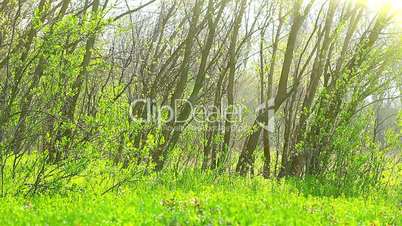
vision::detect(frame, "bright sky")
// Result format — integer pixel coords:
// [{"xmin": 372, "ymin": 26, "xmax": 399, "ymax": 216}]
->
[
  {"xmin": 365, "ymin": 0, "xmax": 402, "ymax": 21},
  {"xmin": 354, "ymin": 0, "xmax": 402, "ymax": 27},
  {"xmin": 366, "ymin": 0, "xmax": 402, "ymax": 10}
]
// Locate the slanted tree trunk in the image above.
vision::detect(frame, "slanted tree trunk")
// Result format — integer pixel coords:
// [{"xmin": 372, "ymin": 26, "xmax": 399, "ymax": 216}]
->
[
  {"xmin": 152, "ymin": 0, "xmax": 203, "ymax": 171},
  {"xmin": 237, "ymin": 0, "xmax": 308, "ymax": 176},
  {"xmin": 287, "ymin": 0, "xmax": 338, "ymax": 177},
  {"xmin": 219, "ymin": 0, "xmax": 247, "ymax": 169}
]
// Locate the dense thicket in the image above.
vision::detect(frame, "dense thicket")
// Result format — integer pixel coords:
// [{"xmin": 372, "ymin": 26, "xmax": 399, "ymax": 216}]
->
[{"xmin": 0, "ymin": 0, "xmax": 400, "ymax": 196}]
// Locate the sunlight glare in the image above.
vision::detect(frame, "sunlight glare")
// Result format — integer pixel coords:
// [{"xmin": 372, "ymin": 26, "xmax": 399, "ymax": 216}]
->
[
  {"xmin": 365, "ymin": 0, "xmax": 402, "ymax": 15},
  {"xmin": 363, "ymin": 0, "xmax": 402, "ymax": 25}
]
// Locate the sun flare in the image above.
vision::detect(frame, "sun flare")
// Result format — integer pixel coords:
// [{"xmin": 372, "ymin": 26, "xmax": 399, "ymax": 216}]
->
[
  {"xmin": 360, "ymin": 0, "xmax": 402, "ymax": 25},
  {"xmin": 365, "ymin": 0, "xmax": 402, "ymax": 14}
]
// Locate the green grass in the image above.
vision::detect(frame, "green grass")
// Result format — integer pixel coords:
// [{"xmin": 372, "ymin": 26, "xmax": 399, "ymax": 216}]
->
[{"xmin": 0, "ymin": 172, "xmax": 400, "ymax": 225}]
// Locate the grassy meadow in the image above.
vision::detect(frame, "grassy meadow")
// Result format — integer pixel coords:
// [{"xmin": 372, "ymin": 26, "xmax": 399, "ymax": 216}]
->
[{"xmin": 1, "ymin": 171, "xmax": 400, "ymax": 225}]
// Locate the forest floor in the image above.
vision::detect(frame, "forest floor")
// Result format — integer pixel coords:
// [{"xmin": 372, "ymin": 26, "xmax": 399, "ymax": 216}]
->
[{"xmin": 1, "ymin": 171, "xmax": 400, "ymax": 225}]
